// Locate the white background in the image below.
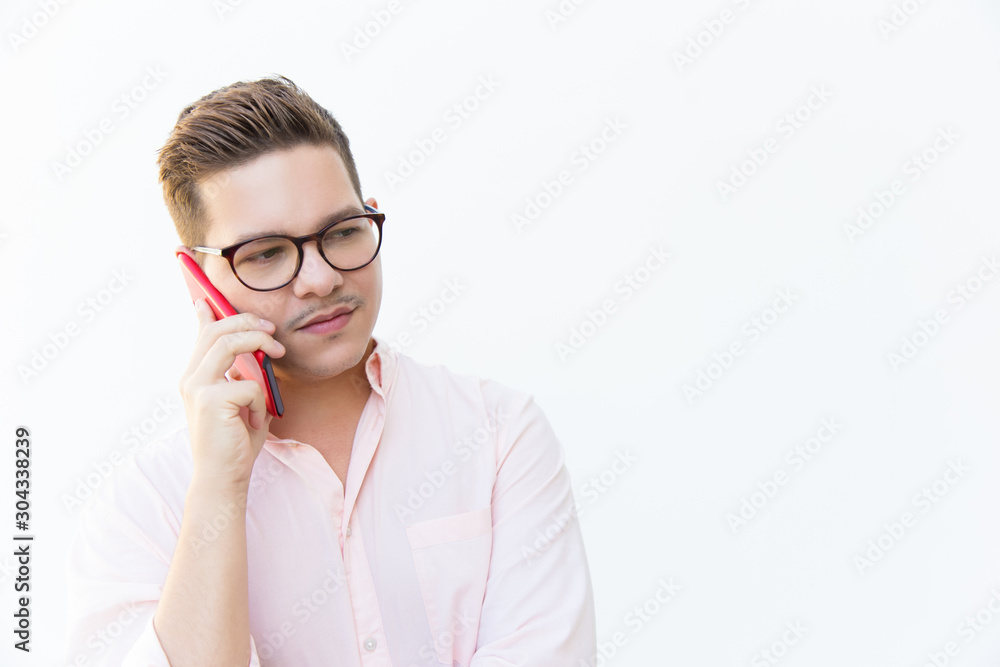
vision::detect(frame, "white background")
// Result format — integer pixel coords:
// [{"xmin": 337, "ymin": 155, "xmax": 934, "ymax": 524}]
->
[{"xmin": 1, "ymin": 0, "xmax": 999, "ymax": 665}]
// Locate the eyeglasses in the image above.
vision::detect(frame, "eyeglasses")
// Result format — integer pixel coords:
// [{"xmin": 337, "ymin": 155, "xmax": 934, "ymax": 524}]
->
[{"xmin": 192, "ymin": 204, "xmax": 386, "ymax": 291}]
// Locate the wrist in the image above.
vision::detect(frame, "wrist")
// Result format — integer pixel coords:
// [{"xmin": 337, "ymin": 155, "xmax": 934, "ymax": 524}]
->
[{"xmin": 188, "ymin": 471, "xmax": 251, "ymax": 505}]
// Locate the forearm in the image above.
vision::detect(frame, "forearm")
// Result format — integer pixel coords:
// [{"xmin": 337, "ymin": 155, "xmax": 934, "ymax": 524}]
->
[{"xmin": 153, "ymin": 475, "xmax": 251, "ymax": 667}]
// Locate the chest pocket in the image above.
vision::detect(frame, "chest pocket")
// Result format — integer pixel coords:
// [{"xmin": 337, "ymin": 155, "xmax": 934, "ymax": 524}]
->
[{"xmin": 405, "ymin": 506, "xmax": 493, "ymax": 666}]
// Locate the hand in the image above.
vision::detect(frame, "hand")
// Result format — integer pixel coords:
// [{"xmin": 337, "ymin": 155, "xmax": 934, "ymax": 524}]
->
[{"xmin": 178, "ymin": 299, "xmax": 286, "ymax": 490}]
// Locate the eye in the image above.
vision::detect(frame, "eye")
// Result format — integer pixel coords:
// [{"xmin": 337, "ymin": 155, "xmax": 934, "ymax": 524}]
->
[
  {"xmin": 326, "ymin": 224, "xmax": 361, "ymax": 240},
  {"xmin": 246, "ymin": 246, "xmax": 285, "ymax": 262},
  {"xmin": 235, "ymin": 240, "xmax": 290, "ymax": 267}
]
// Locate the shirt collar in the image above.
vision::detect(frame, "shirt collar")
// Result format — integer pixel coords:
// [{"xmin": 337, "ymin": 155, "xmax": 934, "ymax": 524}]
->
[
  {"xmin": 265, "ymin": 335, "xmax": 397, "ymax": 446},
  {"xmin": 366, "ymin": 334, "xmax": 397, "ymax": 400}
]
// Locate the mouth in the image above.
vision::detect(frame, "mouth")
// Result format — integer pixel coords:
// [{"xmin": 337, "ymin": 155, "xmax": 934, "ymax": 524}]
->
[{"xmin": 297, "ymin": 306, "xmax": 356, "ymax": 333}]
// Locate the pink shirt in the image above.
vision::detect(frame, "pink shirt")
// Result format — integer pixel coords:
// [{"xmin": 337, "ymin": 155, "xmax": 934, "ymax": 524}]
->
[{"xmin": 64, "ymin": 336, "xmax": 596, "ymax": 666}]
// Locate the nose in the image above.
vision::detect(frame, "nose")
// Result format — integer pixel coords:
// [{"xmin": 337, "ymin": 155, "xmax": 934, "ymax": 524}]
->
[{"xmin": 291, "ymin": 240, "xmax": 344, "ymax": 298}]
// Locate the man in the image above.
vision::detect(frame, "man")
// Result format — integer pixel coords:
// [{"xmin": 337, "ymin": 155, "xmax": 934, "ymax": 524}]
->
[{"xmin": 64, "ymin": 75, "xmax": 596, "ymax": 666}]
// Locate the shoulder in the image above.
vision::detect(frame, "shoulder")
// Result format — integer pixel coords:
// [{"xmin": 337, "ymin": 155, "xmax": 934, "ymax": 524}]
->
[
  {"xmin": 392, "ymin": 351, "xmax": 551, "ymax": 456},
  {"xmin": 394, "ymin": 351, "xmax": 536, "ymax": 410}
]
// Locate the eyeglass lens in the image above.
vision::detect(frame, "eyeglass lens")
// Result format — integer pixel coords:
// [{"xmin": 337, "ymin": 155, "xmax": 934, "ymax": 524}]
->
[{"xmin": 232, "ymin": 216, "xmax": 380, "ymax": 289}]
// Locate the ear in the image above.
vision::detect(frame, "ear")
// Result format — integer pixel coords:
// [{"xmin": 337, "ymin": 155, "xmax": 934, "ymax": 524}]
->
[
  {"xmin": 175, "ymin": 245, "xmax": 207, "ymax": 269},
  {"xmin": 364, "ymin": 197, "xmax": 379, "ymax": 212}
]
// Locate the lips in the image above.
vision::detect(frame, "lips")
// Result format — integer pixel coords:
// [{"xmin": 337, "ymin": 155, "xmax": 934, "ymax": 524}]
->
[{"xmin": 298, "ymin": 306, "xmax": 354, "ymax": 330}]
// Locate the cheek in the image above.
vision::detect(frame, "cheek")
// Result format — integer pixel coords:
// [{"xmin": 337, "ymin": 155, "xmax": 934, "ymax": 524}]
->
[
  {"xmin": 229, "ymin": 287, "xmax": 285, "ymax": 324},
  {"xmin": 206, "ymin": 266, "xmax": 256, "ymax": 314},
  {"xmin": 364, "ymin": 271, "xmax": 382, "ymax": 313},
  {"xmin": 254, "ymin": 290, "xmax": 287, "ymax": 317}
]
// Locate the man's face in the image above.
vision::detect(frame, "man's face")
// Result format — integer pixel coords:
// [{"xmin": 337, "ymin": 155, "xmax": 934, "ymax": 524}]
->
[{"xmin": 194, "ymin": 143, "xmax": 382, "ymax": 383}]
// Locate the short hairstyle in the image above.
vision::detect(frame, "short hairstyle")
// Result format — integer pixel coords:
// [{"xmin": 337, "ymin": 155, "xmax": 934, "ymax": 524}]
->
[{"xmin": 157, "ymin": 75, "xmax": 364, "ymax": 249}]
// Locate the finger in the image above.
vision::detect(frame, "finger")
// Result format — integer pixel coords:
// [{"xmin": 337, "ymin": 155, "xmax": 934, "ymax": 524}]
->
[
  {"xmin": 253, "ymin": 411, "xmax": 275, "ymax": 452},
  {"xmin": 229, "ymin": 379, "xmax": 269, "ymax": 431},
  {"xmin": 194, "ymin": 299, "xmax": 221, "ymax": 330},
  {"xmin": 184, "ymin": 311, "xmax": 279, "ymax": 380},
  {"xmin": 194, "ymin": 331, "xmax": 286, "ymax": 386}
]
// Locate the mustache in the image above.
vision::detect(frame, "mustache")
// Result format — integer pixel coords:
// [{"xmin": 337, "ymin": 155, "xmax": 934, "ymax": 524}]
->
[{"xmin": 289, "ymin": 295, "xmax": 365, "ymax": 330}]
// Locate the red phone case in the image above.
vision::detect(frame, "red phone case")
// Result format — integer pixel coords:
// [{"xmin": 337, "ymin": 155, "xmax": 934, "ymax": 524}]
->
[{"xmin": 176, "ymin": 251, "xmax": 284, "ymax": 418}]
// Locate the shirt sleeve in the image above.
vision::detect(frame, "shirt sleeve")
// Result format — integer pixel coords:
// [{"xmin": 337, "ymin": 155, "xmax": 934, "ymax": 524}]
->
[
  {"xmin": 470, "ymin": 392, "xmax": 597, "ymax": 665},
  {"xmin": 63, "ymin": 454, "xmax": 262, "ymax": 667}
]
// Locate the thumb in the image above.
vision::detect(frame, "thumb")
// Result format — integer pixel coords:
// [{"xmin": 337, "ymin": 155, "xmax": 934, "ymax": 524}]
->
[{"xmin": 195, "ymin": 298, "xmax": 218, "ymax": 324}]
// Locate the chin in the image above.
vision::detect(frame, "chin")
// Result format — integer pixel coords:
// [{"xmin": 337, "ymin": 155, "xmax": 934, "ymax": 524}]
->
[{"xmin": 278, "ymin": 332, "xmax": 368, "ymax": 379}]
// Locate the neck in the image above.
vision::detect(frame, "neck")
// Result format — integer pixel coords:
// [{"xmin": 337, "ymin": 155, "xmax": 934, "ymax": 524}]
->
[{"xmin": 266, "ymin": 337, "xmax": 376, "ymax": 442}]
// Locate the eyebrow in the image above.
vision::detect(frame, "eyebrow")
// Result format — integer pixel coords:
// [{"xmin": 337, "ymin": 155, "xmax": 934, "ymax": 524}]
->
[{"xmin": 225, "ymin": 204, "xmax": 367, "ymax": 247}]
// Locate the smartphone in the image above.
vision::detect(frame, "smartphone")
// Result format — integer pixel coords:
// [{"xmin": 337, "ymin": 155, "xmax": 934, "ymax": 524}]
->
[{"xmin": 176, "ymin": 250, "xmax": 284, "ymax": 418}]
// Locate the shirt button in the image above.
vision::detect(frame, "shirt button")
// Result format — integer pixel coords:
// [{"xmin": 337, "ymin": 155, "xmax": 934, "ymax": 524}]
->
[
  {"xmin": 346, "ymin": 526, "xmax": 352, "ymax": 536},
  {"xmin": 364, "ymin": 637, "xmax": 377, "ymax": 651}
]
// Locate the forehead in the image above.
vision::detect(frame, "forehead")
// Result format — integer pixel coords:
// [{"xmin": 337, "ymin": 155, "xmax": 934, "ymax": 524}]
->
[{"xmin": 199, "ymin": 144, "xmax": 360, "ymax": 247}]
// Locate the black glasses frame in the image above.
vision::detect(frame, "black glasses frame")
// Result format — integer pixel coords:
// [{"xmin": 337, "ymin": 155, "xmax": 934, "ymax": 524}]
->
[{"xmin": 192, "ymin": 204, "xmax": 386, "ymax": 292}]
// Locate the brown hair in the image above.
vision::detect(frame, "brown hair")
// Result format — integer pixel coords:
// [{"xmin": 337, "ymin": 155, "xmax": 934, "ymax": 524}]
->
[{"xmin": 157, "ymin": 75, "xmax": 363, "ymax": 249}]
